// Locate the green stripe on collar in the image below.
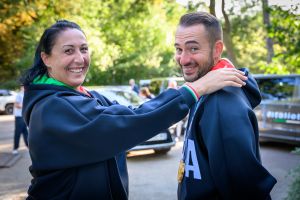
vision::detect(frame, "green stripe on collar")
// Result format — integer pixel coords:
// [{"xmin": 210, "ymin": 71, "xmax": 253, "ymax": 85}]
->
[{"xmin": 33, "ymin": 75, "xmax": 73, "ymax": 89}]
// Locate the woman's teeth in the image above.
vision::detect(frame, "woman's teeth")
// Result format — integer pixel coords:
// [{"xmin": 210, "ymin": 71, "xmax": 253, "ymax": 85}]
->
[{"xmin": 69, "ymin": 68, "xmax": 83, "ymax": 73}]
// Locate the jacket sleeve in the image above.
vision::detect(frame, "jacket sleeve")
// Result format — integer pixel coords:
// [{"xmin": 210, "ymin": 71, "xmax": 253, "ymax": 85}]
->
[
  {"xmin": 29, "ymin": 88, "xmax": 194, "ymax": 170},
  {"xmin": 200, "ymin": 89, "xmax": 276, "ymax": 200}
]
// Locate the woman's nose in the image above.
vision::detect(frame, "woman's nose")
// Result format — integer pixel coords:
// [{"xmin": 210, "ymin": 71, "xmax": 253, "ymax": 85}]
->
[{"xmin": 74, "ymin": 50, "xmax": 85, "ymax": 64}]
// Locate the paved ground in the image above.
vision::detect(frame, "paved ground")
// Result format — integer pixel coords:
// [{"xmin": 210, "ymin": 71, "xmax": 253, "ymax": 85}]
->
[
  {"xmin": 0, "ymin": 115, "xmax": 300, "ymax": 200},
  {"xmin": 0, "ymin": 115, "xmax": 30, "ymax": 200}
]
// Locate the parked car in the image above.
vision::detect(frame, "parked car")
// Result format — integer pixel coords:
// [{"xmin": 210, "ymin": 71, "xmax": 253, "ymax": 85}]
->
[
  {"xmin": 140, "ymin": 77, "xmax": 185, "ymax": 96},
  {"xmin": 139, "ymin": 77, "xmax": 187, "ymax": 138},
  {"xmin": 140, "ymin": 74, "xmax": 300, "ymax": 145},
  {"xmin": 90, "ymin": 86, "xmax": 176, "ymax": 154},
  {"xmin": 254, "ymin": 74, "xmax": 300, "ymax": 145},
  {"xmin": 0, "ymin": 89, "xmax": 16, "ymax": 115}
]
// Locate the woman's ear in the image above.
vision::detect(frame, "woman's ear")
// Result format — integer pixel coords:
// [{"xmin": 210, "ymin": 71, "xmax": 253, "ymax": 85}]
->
[
  {"xmin": 41, "ymin": 52, "xmax": 50, "ymax": 67},
  {"xmin": 213, "ymin": 40, "xmax": 223, "ymax": 64}
]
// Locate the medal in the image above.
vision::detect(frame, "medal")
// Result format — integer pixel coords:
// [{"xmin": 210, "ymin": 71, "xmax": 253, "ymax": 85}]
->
[{"xmin": 177, "ymin": 159, "xmax": 185, "ymax": 183}]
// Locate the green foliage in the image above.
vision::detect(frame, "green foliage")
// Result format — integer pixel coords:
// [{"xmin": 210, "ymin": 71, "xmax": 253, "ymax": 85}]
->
[
  {"xmin": 229, "ymin": 1, "xmax": 299, "ymax": 74},
  {"xmin": 0, "ymin": 0, "xmax": 89, "ymax": 85},
  {"xmin": 230, "ymin": 12, "xmax": 266, "ymax": 72},
  {"xmin": 84, "ymin": 0, "xmax": 186, "ymax": 85},
  {"xmin": 185, "ymin": 0, "xmax": 207, "ymax": 12},
  {"xmin": 0, "ymin": 0, "xmax": 36, "ymax": 84},
  {"xmin": 255, "ymin": 59, "xmax": 291, "ymax": 74},
  {"xmin": 285, "ymin": 148, "xmax": 300, "ymax": 200},
  {"xmin": 0, "ymin": 79, "xmax": 19, "ymax": 89},
  {"xmin": 0, "ymin": 0, "xmax": 299, "ymax": 87},
  {"xmin": 0, "ymin": 0, "xmax": 186, "ymax": 86},
  {"xmin": 268, "ymin": 4, "xmax": 300, "ymax": 74}
]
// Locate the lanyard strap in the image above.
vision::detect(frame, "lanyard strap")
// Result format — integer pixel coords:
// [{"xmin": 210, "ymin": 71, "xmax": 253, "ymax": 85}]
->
[{"xmin": 182, "ymin": 96, "xmax": 205, "ymax": 157}]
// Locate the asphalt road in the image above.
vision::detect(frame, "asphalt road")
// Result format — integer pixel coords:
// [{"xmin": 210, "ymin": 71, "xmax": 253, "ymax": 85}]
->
[{"xmin": 0, "ymin": 115, "xmax": 299, "ymax": 200}]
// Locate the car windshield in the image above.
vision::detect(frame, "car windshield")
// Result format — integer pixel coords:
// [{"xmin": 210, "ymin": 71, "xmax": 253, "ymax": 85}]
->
[
  {"xmin": 93, "ymin": 87, "xmax": 145, "ymax": 107},
  {"xmin": 0, "ymin": 90, "xmax": 16, "ymax": 96},
  {"xmin": 114, "ymin": 91, "xmax": 143, "ymax": 105},
  {"xmin": 256, "ymin": 76, "xmax": 300, "ymax": 101}
]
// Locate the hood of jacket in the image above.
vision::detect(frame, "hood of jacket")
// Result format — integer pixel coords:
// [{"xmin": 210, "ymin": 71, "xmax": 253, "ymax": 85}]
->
[
  {"xmin": 22, "ymin": 84, "xmax": 85, "ymax": 126},
  {"xmin": 239, "ymin": 68, "xmax": 261, "ymax": 108}
]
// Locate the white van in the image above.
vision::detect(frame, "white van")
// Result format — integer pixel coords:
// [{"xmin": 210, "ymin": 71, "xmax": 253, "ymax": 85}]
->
[{"xmin": 0, "ymin": 89, "xmax": 16, "ymax": 115}]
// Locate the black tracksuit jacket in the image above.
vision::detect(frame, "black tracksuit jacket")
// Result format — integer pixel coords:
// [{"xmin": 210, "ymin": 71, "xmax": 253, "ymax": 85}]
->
[
  {"xmin": 22, "ymin": 84, "xmax": 195, "ymax": 200},
  {"xmin": 178, "ymin": 70, "xmax": 277, "ymax": 200}
]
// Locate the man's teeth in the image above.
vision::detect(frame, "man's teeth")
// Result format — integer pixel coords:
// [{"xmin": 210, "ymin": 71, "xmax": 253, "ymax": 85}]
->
[{"xmin": 69, "ymin": 68, "xmax": 83, "ymax": 73}]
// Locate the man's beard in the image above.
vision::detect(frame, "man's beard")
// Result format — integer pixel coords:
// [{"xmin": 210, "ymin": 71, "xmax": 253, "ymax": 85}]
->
[
  {"xmin": 181, "ymin": 54, "xmax": 214, "ymax": 82},
  {"xmin": 196, "ymin": 57, "xmax": 214, "ymax": 80}
]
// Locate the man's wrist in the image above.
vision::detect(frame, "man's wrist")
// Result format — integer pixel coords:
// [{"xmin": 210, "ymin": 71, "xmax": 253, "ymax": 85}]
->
[{"xmin": 182, "ymin": 84, "xmax": 200, "ymax": 101}]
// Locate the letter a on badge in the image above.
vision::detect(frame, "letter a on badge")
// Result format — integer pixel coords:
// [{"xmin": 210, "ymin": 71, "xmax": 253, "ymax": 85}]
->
[{"xmin": 184, "ymin": 139, "xmax": 201, "ymax": 180}]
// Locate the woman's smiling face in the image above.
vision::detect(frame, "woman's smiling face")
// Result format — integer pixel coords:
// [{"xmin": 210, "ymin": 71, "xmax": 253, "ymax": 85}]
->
[{"xmin": 41, "ymin": 28, "xmax": 90, "ymax": 88}]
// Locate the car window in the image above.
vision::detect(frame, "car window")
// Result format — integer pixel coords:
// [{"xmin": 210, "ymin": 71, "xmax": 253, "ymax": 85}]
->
[
  {"xmin": 0, "ymin": 90, "xmax": 16, "ymax": 96},
  {"xmin": 149, "ymin": 80, "xmax": 164, "ymax": 95},
  {"xmin": 100, "ymin": 90, "xmax": 131, "ymax": 106},
  {"xmin": 115, "ymin": 91, "xmax": 144, "ymax": 106},
  {"xmin": 256, "ymin": 77, "xmax": 300, "ymax": 101},
  {"xmin": 96, "ymin": 88, "xmax": 144, "ymax": 107},
  {"xmin": 0, "ymin": 90, "xmax": 8, "ymax": 96},
  {"xmin": 147, "ymin": 78, "xmax": 185, "ymax": 95}
]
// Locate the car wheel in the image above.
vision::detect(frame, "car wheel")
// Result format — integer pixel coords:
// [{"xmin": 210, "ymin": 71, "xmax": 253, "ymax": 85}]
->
[
  {"xmin": 5, "ymin": 104, "xmax": 14, "ymax": 115},
  {"xmin": 154, "ymin": 148, "xmax": 171, "ymax": 154}
]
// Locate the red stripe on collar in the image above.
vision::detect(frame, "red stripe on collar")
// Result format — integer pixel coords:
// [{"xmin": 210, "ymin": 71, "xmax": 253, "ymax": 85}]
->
[
  {"xmin": 211, "ymin": 58, "xmax": 235, "ymax": 71},
  {"xmin": 78, "ymin": 86, "xmax": 91, "ymax": 97}
]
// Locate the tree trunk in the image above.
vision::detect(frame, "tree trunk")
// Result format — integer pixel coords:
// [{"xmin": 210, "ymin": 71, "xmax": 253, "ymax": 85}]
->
[
  {"xmin": 209, "ymin": 0, "xmax": 216, "ymax": 16},
  {"xmin": 221, "ymin": 0, "xmax": 237, "ymax": 65},
  {"xmin": 262, "ymin": 0, "xmax": 274, "ymax": 63}
]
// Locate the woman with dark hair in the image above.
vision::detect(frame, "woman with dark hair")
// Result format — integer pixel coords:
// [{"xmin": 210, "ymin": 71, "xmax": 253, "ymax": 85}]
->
[
  {"xmin": 139, "ymin": 87, "xmax": 155, "ymax": 100},
  {"xmin": 21, "ymin": 20, "xmax": 247, "ymax": 199}
]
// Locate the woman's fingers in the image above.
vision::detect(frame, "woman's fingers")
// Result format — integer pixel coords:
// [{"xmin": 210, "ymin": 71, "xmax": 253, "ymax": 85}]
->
[
  {"xmin": 221, "ymin": 68, "xmax": 246, "ymax": 78},
  {"xmin": 231, "ymin": 75, "xmax": 246, "ymax": 86},
  {"xmin": 219, "ymin": 68, "xmax": 247, "ymax": 85},
  {"xmin": 188, "ymin": 68, "xmax": 248, "ymax": 97},
  {"xmin": 223, "ymin": 80, "xmax": 243, "ymax": 88}
]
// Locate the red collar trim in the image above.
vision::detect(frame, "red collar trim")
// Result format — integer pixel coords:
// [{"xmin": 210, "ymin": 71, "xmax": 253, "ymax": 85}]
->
[
  {"xmin": 211, "ymin": 58, "xmax": 235, "ymax": 71},
  {"xmin": 78, "ymin": 86, "xmax": 91, "ymax": 97}
]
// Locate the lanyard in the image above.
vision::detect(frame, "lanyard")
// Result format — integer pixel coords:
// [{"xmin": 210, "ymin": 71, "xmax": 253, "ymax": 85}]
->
[{"xmin": 182, "ymin": 96, "xmax": 205, "ymax": 157}]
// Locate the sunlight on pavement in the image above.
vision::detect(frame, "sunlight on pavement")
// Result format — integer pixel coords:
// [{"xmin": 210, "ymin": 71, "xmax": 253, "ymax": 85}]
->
[
  {"xmin": 2, "ymin": 192, "xmax": 26, "ymax": 200},
  {"xmin": 0, "ymin": 115, "xmax": 14, "ymax": 122}
]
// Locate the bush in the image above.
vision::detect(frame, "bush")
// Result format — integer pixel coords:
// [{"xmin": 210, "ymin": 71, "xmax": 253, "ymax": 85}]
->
[
  {"xmin": 285, "ymin": 148, "xmax": 300, "ymax": 200},
  {"xmin": 0, "ymin": 80, "xmax": 19, "ymax": 90}
]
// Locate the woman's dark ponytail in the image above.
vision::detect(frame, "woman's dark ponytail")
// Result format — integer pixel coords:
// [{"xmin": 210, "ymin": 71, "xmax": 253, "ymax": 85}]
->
[{"xmin": 20, "ymin": 43, "xmax": 48, "ymax": 85}]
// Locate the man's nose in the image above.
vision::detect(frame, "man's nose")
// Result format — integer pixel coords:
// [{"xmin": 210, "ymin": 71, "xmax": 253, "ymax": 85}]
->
[{"xmin": 179, "ymin": 51, "xmax": 191, "ymax": 66}]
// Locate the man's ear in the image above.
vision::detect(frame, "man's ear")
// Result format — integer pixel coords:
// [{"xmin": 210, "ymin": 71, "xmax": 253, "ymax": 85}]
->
[
  {"xmin": 213, "ymin": 40, "xmax": 223, "ymax": 63},
  {"xmin": 41, "ymin": 52, "xmax": 50, "ymax": 67}
]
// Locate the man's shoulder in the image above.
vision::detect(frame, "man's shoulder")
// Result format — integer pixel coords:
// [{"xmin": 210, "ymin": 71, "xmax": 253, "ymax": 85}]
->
[
  {"xmin": 206, "ymin": 87, "xmax": 244, "ymax": 102},
  {"xmin": 202, "ymin": 87, "xmax": 249, "ymax": 113}
]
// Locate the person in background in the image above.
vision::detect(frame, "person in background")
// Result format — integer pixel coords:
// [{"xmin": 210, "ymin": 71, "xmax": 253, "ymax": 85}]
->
[
  {"xmin": 168, "ymin": 79, "xmax": 178, "ymax": 89},
  {"xmin": 12, "ymin": 85, "xmax": 28, "ymax": 155},
  {"xmin": 20, "ymin": 20, "xmax": 247, "ymax": 199},
  {"xmin": 139, "ymin": 87, "xmax": 155, "ymax": 100},
  {"xmin": 175, "ymin": 11, "xmax": 276, "ymax": 200},
  {"xmin": 167, "ymin": 79, "xmax": 185, "ymax": 142},
  {"xmin": 129, "ymin": 78, "xmax": 139, "ymax": 94}
]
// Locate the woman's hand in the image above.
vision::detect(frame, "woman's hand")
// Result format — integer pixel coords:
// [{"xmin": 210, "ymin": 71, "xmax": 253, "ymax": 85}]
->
[{"xmin": 187, "ymin": 68, "xmax": 248, "ymax": 97}]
